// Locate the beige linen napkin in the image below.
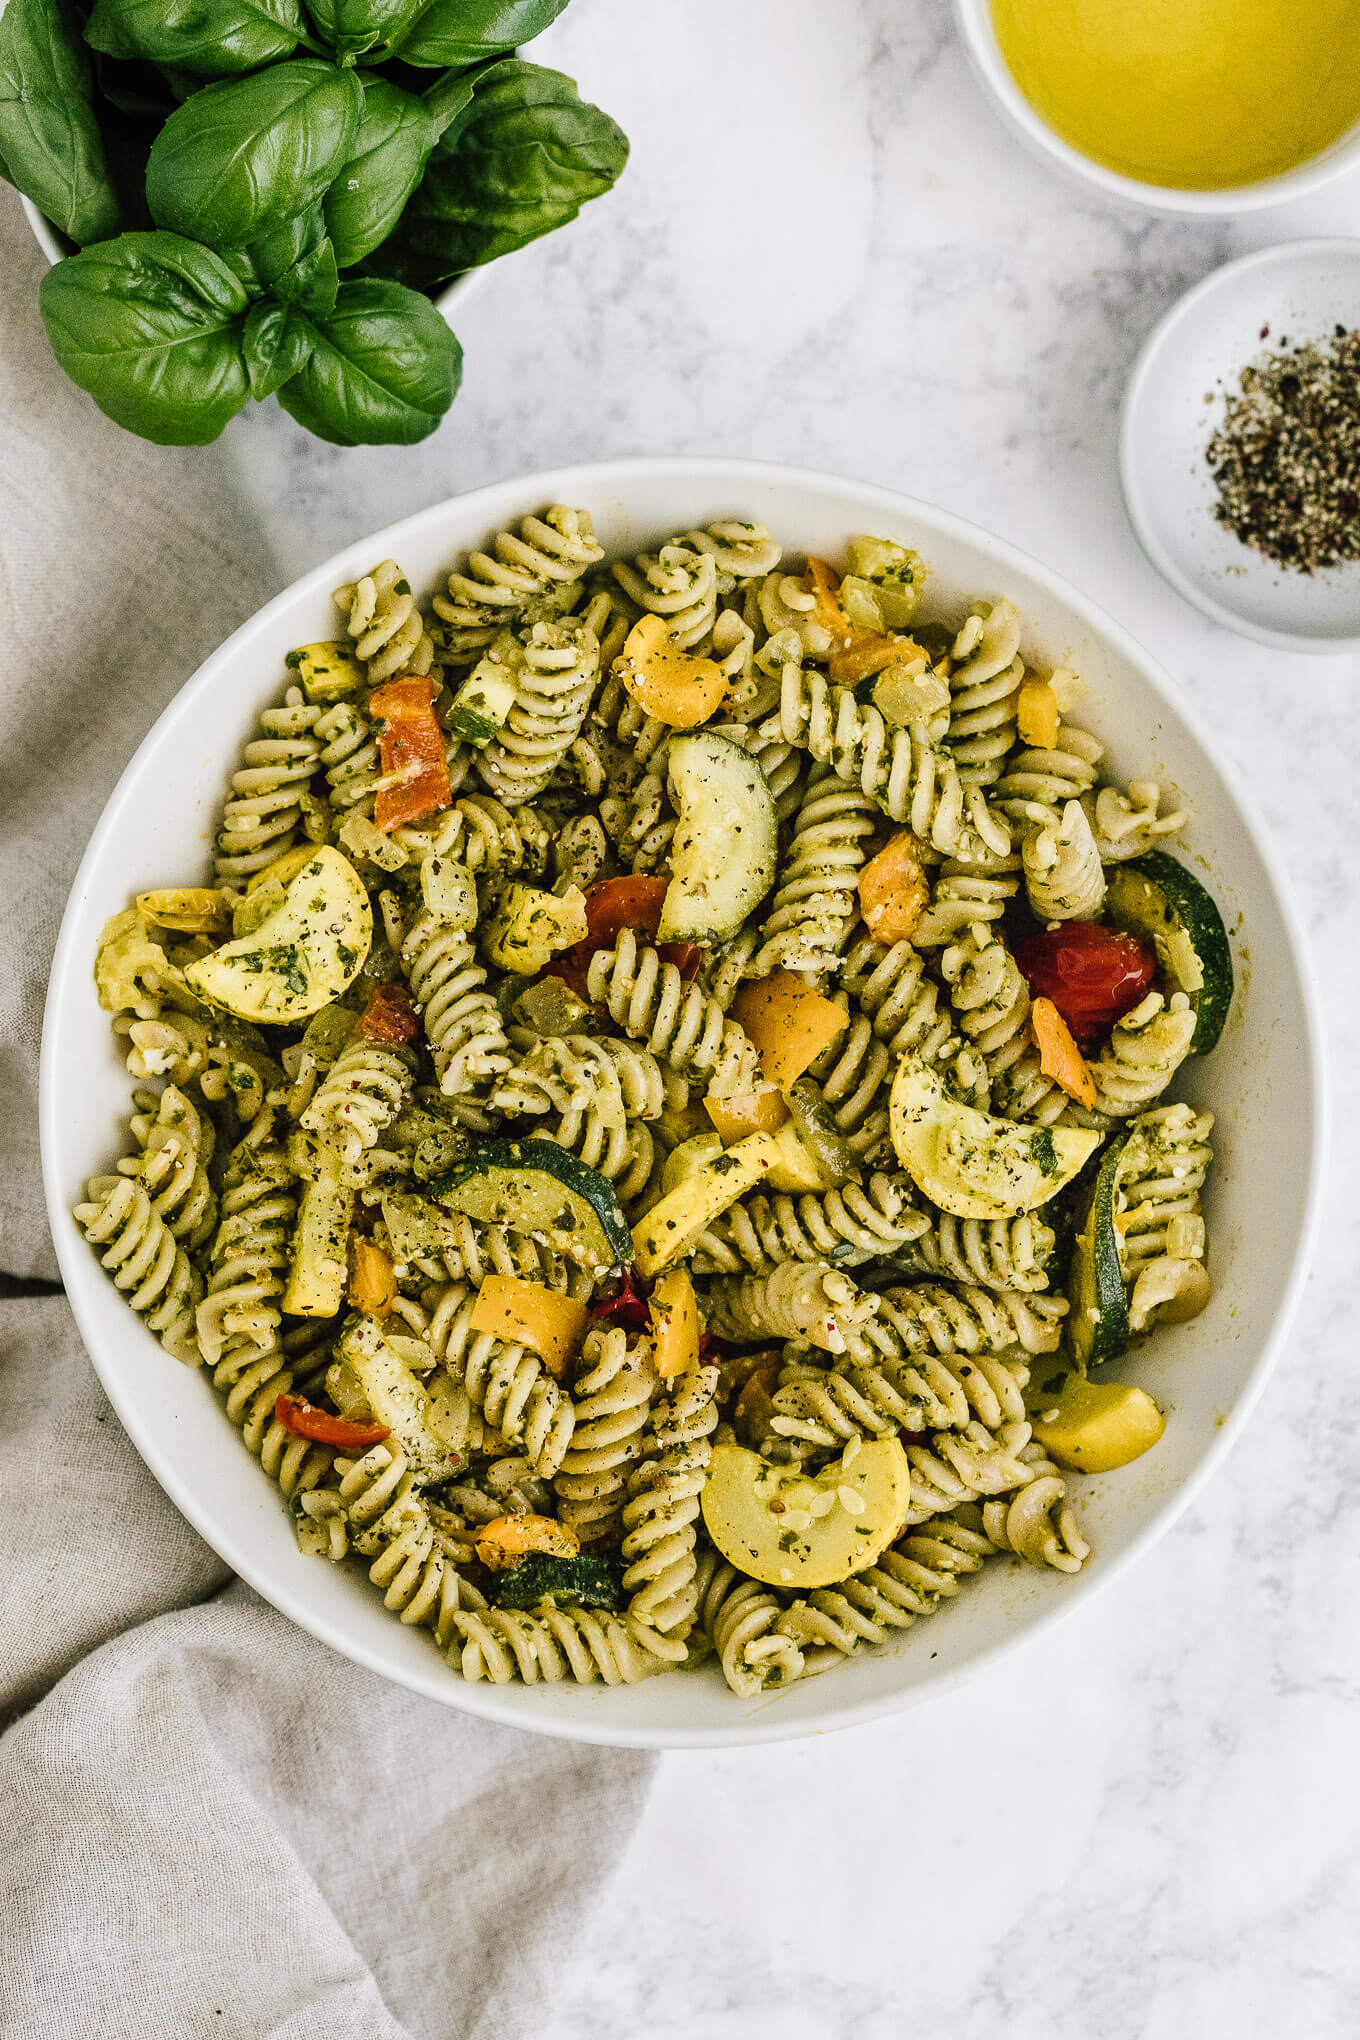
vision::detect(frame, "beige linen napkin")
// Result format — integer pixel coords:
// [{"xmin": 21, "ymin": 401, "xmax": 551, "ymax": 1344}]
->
[{"xmin": 0, "ymin": 200, "xmax": 653, "ymax": 2039}]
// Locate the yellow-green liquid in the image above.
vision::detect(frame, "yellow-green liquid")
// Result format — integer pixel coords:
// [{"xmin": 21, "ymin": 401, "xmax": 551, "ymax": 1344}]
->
[{"xmin": 990, "ymin": 0, "xmax": 1360, "ymax": 188}]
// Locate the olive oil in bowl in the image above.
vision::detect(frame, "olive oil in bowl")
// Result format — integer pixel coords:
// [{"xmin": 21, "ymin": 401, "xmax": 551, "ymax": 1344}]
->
[{"xmin": 990, "ymin": 0, "xmax": 1360, "ymax": 190}]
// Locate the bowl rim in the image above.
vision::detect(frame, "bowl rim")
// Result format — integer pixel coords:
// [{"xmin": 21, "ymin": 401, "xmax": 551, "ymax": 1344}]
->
[
  {"xmin": 18, "ymin": 193, "xmax": 485, "ymax": 318},
  {"xmin": 951, "ymin": 0, "xmax": 1360, "ymax": 216},
  {"xmin": 40, "ymin": 455, "xmax": 1328, "ymax": 1748},
  {"xmin": 1119, "ymin": 237, "xmax": 1360, "ymax": 655}
]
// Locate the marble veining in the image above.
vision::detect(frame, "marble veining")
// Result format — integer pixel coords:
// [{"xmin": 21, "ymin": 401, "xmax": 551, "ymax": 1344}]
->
[{"xmin": 201, "ymin": 0, "xmax": 1360, "ymax": 2030}]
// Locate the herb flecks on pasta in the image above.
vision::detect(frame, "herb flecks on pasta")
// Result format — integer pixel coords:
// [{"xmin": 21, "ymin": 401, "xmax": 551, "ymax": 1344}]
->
[{"xmin": 80, "ymin": 509, "xmax": 1231, "ymax": 1702}]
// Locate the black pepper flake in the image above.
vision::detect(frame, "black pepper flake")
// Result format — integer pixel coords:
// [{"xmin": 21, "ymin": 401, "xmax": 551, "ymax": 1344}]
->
[{"xmin": 1206, "ymin": 325, "xmax": 1360, "ymax": 574}]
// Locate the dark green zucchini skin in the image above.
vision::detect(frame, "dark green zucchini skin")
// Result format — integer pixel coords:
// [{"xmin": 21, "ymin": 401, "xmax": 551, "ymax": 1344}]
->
[
  {"xmin": 494, "ymin": 1554, "xmax": 622, "ymax": 1610},
  {"xmin": 430, "ymin": 1137, "xmax": 633, "ymax": 1266},
  {"xmin": 1067, "ymin": 1131, "xmax": 1131, "ymax": 1371},
  {"xmin": 1108, "ymin": 851, "xmax": 1233, "ymax": 1055}
]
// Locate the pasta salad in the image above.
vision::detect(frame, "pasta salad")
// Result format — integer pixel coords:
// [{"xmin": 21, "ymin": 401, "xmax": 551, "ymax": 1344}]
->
[{"xmin": 78, "ymin": 507, "xmax": 1233, "ymax": 1699}]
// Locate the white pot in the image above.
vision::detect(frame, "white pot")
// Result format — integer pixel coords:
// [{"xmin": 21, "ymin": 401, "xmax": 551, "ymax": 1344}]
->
[{"xmin": 42, "ymin": 457, "xmax": 1323, "ymax": 1748}]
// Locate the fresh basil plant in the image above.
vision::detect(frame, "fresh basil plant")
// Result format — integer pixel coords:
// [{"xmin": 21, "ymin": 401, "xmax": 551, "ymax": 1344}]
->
[{"xmin": 3, "ymin": 0, "xmax": 626, "ymax": 446}]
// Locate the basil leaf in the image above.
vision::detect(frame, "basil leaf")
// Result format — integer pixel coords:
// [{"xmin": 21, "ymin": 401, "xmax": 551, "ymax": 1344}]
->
[
  {"xmin": 323, "ymin": 78, "xmax": 437, "ymax": 267},
  {"xmin": 241, "ymin": 204, "xmax": 326, "ymax": 291},
  {"xmin": 243, "ymin": 299, "xmax": 315, "ymax": 399},
  {"xmin": 371, "ymin": 59, "xmax": 626, "ymax": 286},
  {"xmin": 0, "ymin": 0, "xmax": 123, "ymax": 244},
  {"xmin": 420, "ymin": 58, "xmax": 493, "ymax": 136},
  {"xmin": 278, "ymin": 277, "xmax": 460, "ymax": 444},
  {"xmin": 146, "ymin": 58, "xmax": 364, "ymax": 246},
  {"xmin": 273, "ymin": 233, "xmax": 339, "ymax": 312},
  {"xmin": 302, "ymin": 0, "xmax": 425, "ymax": 62},
  {"xmin": 396, "ymin": 0, "xmax": 569, "ymax": 68},
  {"xmin": 39, "ymin": 230, "xmax": 252, "ymax": 444},
  {"xmin": 84, "ymin": 0, "xmax": 305, "ymax": 77}
]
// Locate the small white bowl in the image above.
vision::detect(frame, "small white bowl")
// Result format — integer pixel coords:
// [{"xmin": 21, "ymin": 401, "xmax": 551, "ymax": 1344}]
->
[
  {"xmin": 1120, "ymin": 240, "xmax": 1360, "ymax": 654},
  {"xmin": 20, "ymin": 193, "xmax": 484, "ymax": 325},
  {"xmin": 41, "ymin": 458, "xmax": 1323, "ymax": 1748},
  {"xmin": 952, "ymin": 0, "xmax": 1360, "ymax": 215}
]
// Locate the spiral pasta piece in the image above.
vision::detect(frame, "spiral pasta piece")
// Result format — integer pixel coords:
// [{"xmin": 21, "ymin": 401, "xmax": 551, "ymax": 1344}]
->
[
  {"xmin": 846, "ymin": 1282, "xmax": 1067, "ymax": 1369},
  {"xmin": 622, "ymin": 1361, "xmax": 720, "ymax": 1643},
  {"xmin": 214, "ymin": 688, "xmax": 322, "ymax": 886},
  {"xmin": 774, "ymin": 1518, "xmax": 994, "ymax": 1656},
  {"xmin": 424, "ymin": 1281, "xmax": 575, "ymax": 1476},
  {"xmin": 770, "ymin": 661, "xmax": 1011, "ymax": 862},
  {"xmin": 75, "ymin": 1174, "xmax": 203, "ymax": 1362},
  {"xmin": 973, "ymin": 1439, "xmax": 1090, "ymax": 1572},
  {"xmin": 682, "ymin": 519, "xmax": 782, "ymax": 586},
  {"xmin": 898, "ymin": 1212, "xmax": 1056, "ymax": 1294},
  {"xmin": 899, "ymin": 1419, "xmax": 1037, "ymax": 1525},
  {"xmin": 494, "ymin": 1032, "xmax": 670, "ymax": 1123},
  {"xmin": 1021, "ymin": 798, "xmax": 1106, "ymax": 921},
  {"xmin": 554, "ymin": 1327, "xmax": 656, "ymax": 1548},
  {"xmin": 401, "ymin": 915, "xmax": 510, "ymax": 1096},
  {"xmin": 945, "ymin": 600, "xmax": 1023, "ymax": 786},
  {"xmin": 572, "ymin": 668, "xmax": 670, "ymax": 804},
  {"xmin": 1087, "ymin": 778, "xmax": 1187, "ymax": 861},
  {"xmin": 1074, "ymin": 991, "xmax": 1197, "ymax": 1121},
  {"xmin": 334, "ymin": 557, "xmax": 436, "ymax": 683},
  {"xmin": 995, "ymin": 722, "xmax": 1104, "ymax": 814},
  {"xmin": 472, "ymin": 618, "xmax": 600, "ymax": 807},
  {"xmin": 587, "ymin": 929, "xmax": 763, "ymax": 1100},
  {"xmin": 115, "ymin": 1009, "xmax": 212, "ymax": 1087},
  {"xmin": 693, "ymin": 1550, "xmax": 826, "ymax": 1698},
  {"xmin": 767, "ymin": 1346, "xmax": 1029, "ymax": 1453},
  {"xmin": 301, "ymin": 1037, "xmax": 413, "ymax": 1168},
  {"xmin": 447, "ymin": 1604, "xmax": 673, "ymax": 1685},
  {"xmin": 703, "ymin": 1262, "xmax": 879, "ymax": 1356},
  {"xmin": 690, "ymin": 1174, "xmax": 926, "ymax": 1274},
  {"xmin": 432, "ymin": 504, "xmax": 605, "ymax": 661},
  {"xmin": 613, "ymin": 539, "xmax": 719, "ymax": 649},
  {"xmin": 394, "ymin": 793, "xmax": 551, "ymax": 877},
  {"xmin": 753, "ymin": 768, "xmax": 880, "ymax": 976},
  {"xmin": 195, "ymin": 1133, "xmax": 295, "ymax": 1368},
  {"xmin": 840, "ymin": 937, "xmax": 956, "ymax": 1062},
  {"xmin": 600, "ymin": 759, "xmax": 675, "ymax": 875},
  {"xmin": 911, "ymin": 862, "xmax": 1021, "ymax": 948},
  {"xmin": 316, "ymin": 697, "xmax": 382, "ymax": 820},
  {"xmin": 939, "ymin": 927, "xmax": 1067, "ymax": 1126},
  {"xmin": 803, "ymin": 1008, "xmax": 892, "ymax": 1160},
  {"xmin": 121, "ymin": 1083, "xmax": 217, "ymax": 1249}
]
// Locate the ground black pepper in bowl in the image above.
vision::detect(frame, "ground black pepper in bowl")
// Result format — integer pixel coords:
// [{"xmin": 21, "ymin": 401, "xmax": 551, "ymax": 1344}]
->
[{"xmin": 1206, "ymin": 324, "xmax": 1360, "ymax": 574}]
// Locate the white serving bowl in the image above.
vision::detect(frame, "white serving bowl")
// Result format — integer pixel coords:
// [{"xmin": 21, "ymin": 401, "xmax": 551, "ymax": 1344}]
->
[
  {"xmin": 1120, "ymin": 240, "xmax": 1360, "ymax": 653},
  {"xmin": 41, "ymin": 458, "xmax": 1322, "ymax": 1749},
  {"xmin": 952, "ymin": 0, "xmax": 1360, "ymax": 214},
  {"xmin": 19, "ymin": 194, "xmax": 484, "ymax": 324}
]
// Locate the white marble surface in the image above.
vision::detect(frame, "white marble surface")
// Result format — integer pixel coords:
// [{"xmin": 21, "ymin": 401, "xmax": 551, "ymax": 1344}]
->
[{"xmin": 145, "ymin": 0, "xmax": 1360, "ymax": 2028}]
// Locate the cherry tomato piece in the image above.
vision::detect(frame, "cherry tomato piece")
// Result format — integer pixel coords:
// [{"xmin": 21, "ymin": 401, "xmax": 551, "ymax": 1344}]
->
[
  {"xmin": 274, "ymin": 1395, "xmax": 390, "ymax": 1449},
  {"xmin": 356, "ymin": 981, "xmax": 420, "ymax": 1046},
  {"xmin": 545, "ymin": 875, "xmax": 701, "ymax": 998},
  {"xmin": 1014, "ymin": 922, "xmax": 1158, "ymax": 1048}
]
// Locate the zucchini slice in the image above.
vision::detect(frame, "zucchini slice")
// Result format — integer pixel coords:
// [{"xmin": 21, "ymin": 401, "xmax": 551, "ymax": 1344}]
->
[
  {"xmin": 889, "ymin": 1055, "xmax": 1102, "ymax": 1219},
  {"xmin": 1107, "ymin": 851, "xmax": 1232, "ymax": 1054},
  {"xmin": 1066, "ymin": 1131, "xmax": 1132, "ymax": 1370},
  {"xmin": 429, "ymin": 1137, "xmax": 632, "ymax": 1270},
  {"xmin": 447, "ymin": 652, "xmax": 518, "ymax": 746},
  {"xmin": 657, "ymin": 730, "xmax": 777, "ymax": 944},
  {"xmin": 493, "ymin": 1553, "xmax": 622, "ymax": 1611},
  {"xmin": 285, "ymin": 640, "xmax": 364, "ymax": 702},
  {"xmin": 183, "ymin": 847, "xmax": 371, "ymax": 1025},
  {"xmin": 482, "ymin": 883, "xmax": 587, "ymax": 973}
]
